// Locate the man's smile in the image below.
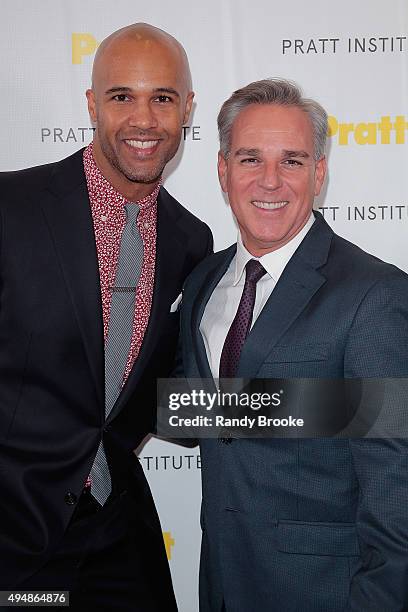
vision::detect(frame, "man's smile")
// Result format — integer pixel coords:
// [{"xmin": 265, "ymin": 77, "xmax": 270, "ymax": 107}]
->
[
  {"xmin": 251, "ymin": 200, "xmax": 289, "ymax": 210},
  {"xmin": 124, "ymin": 139, "xmax": 160, "ymax": 156}
]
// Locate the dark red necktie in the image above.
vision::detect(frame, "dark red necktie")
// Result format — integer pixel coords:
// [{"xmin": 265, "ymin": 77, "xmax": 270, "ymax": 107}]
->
[{"xmin": 219, "ymin": 259, "xmax": 266, "ymax": 378}]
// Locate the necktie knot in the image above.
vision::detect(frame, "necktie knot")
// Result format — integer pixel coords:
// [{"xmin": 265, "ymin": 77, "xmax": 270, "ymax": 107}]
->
[
  {"xmin": 125, "ymin": 202, "xmax": 140, "ymax": 223},
  {"xmin": 245, "ymin": 259, "xmax": 266, "ymax": 284}
]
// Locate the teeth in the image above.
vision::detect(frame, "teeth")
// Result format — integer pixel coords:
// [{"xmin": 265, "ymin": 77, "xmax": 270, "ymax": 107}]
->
[
  {"xmin": 125, "ymin": 140, "xmax": 158, "ymax": 149},
  {"xmin": 252, "ymin": 201, "xmax": 288, "ymax": 210}
]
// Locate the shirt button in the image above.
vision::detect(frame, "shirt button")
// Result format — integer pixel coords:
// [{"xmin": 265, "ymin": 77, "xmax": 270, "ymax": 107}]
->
[
  {"xmin": 101, "ymin": 214, "xmax": 107, "ymax": 221},
  {"xmin": 144, "ymin": 222, "xmax": 150, "ymax": 229},
  {"xmin": 64, "ymin": 492, "xmax": 77, "ymax": 505}
]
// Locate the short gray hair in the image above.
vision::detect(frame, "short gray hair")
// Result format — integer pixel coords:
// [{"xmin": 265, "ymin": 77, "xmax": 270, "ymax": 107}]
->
[{"xmin": 217, "ymin": 78, "xmax": 327, "ymax": 161}]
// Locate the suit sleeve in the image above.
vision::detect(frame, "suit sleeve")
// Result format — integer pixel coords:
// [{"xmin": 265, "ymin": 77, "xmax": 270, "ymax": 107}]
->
[
  {"xmin": 155, "ymin": 228, "xmax": 212, "ymax": 444},
  {"xmin": 172, "ymin": 227, "xmax": 212, "ymax": 381},
  {"xmin": 344, "ymin": 271, "xmax": 408, "ymax": 611}
]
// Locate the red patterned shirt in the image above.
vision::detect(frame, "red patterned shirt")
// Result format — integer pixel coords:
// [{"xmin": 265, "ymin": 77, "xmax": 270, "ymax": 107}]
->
[{"xmin": 83, "ymin": 143, "xmax": 158, "ymax": 383}]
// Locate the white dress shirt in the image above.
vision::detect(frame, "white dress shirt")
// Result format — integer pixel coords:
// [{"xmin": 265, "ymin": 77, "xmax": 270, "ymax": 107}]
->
[{"xmin": 200, "ymin": 215, "xmax": 315, "ymax": 378}]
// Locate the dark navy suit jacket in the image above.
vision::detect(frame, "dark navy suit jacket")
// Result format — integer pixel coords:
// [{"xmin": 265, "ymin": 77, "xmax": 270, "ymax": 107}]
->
[
  {"xmin": 0, "ymin": 148, "xmax": 213, "ymax": 599},
  {"xmin": 178, "ymin": 212, "xmax": 408, "ymax": 612}
]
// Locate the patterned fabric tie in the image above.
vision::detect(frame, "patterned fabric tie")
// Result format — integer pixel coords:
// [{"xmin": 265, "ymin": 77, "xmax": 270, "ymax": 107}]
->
[
  {"xmin": 90, "ymin": 203, "xmax": 143, "ymax": 505},
  {"xmin": 219, "ymin": 259, "xmax": 266, "ymax": 378}
]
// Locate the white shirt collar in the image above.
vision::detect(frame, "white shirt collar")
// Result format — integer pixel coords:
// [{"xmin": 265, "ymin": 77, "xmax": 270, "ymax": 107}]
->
[{"xmin": 234, "ymin": 213, "xmax": 315, "ymax": 285}]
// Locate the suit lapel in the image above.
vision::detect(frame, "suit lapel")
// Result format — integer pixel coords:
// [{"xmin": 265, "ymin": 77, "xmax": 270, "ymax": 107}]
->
[
  {"xmin": 107, "ymin": 188, "xmax": 188, "ymax": 421},
  {"xmin": 191, "ymin": 246, "xmax": 236, "ymax": 378},
  {"xmin": 237, "ymin": 213, "xmax": 333, "ymax": 377},
  {"xmin": 40, "ymin": 150, "xmax": 104, "ymax": 406}
]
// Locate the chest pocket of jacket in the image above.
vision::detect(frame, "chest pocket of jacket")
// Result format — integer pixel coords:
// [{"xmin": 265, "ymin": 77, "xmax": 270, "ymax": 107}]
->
[
  {"xmin": 259, "ymin": 343, "xmax": 330, "ymax": 378},
  {"xmin": 265, "ymin": 343, "xmax": 329, "ymax": 363}
]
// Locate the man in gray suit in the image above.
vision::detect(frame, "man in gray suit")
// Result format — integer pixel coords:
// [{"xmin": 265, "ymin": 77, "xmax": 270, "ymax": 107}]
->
[{"xmin": 177, "ymin": 79, "xmax": 408, "ymax": 611}]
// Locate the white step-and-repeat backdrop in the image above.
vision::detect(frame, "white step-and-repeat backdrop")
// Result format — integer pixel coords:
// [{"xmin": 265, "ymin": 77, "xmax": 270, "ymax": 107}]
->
[{"xmin": 2, "ymin": 1, "xmax": 407, "ymax": 610}]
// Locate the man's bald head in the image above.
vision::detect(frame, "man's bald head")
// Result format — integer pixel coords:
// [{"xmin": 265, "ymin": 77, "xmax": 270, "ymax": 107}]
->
[
  {"xmin": 92, "ymin": 23, "xmax": 192, "ymax": 95},
  {"xmin": 86, "ymin": 22, "xmax": 194, "ymax": 201}
]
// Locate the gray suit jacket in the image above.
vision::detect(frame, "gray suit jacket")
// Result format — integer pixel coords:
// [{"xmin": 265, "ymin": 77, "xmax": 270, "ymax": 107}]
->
[{"xmin": 178, "ymin": 212, "xmax": 408, "ymax": 612}]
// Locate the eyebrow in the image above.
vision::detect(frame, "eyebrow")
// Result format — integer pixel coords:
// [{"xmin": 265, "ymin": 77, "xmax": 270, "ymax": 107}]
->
[
  {"xmin": 104, "ymin": 86, "xmax": 180, "ymax": 98},
  {"xmin": 283, "ymin": 149, "xmax": 310, "ymax": 158},
  {"xmin": 234, "ymin": 148, "xmax": 311, "ymax": 159},
  {"xmin": 234, "ymin": 148, "xmax": 262, "ymax": 157}
]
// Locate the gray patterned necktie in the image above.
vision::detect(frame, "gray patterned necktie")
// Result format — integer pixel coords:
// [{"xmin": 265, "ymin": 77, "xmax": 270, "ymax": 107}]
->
[{"xmin": 90, "ymin": 203, "xmax": 143, "ymax": 505}]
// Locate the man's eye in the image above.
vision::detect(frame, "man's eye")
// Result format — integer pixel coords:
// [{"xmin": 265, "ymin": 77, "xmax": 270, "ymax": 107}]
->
[
  {"xmin": 240, "ymin": 158, "xmax": 259, "ymax": 164},
  {"xmin": 155, "ymin": 95, "xmax": 172, "ymax": 103},
  {"xmin": 113, "ymin": 94, "xmax": 130, "ymax": 102},
  {"xmin": 283, "ymin": 159, "xmax": 302, "ymax": 166}
]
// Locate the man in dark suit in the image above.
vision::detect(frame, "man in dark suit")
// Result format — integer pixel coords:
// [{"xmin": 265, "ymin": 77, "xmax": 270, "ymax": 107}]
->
[
  {"xmin": 177, "ymin": 79, "xmax": 408, "ymax": 611},
  {"xmin": 0, "ymin": 23, "xmax": 212, "ymax": 611}
]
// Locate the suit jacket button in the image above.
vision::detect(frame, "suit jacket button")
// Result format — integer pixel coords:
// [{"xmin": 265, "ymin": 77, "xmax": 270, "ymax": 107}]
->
[{"xmin": 65, "ymin": 492, "xmax": 77, "ymax": 505}]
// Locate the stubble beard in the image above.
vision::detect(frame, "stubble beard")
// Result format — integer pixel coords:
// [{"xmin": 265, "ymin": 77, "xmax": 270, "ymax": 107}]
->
[{"xmin": 100, "ymin": 133, "xmax": 181, "ymax": 185}]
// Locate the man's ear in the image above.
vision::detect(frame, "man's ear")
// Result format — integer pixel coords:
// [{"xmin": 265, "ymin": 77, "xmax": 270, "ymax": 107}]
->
[
  {"xmin": 314, "ymin": 156, "xmax": 327, "ymax": 196},
  {"xmin": 86, "ymin": 89, "xmax": 97, "ymax": 123},
  {"xmin": 217, "ymin": 151, "xmax": 228, "ymax": 193},
  {"xmin": 183, "ymin": 91, "xmax": 195, "ymax": 124}
]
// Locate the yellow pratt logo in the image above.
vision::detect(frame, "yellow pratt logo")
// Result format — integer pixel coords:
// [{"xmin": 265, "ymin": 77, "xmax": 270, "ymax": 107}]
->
[
  {"xmin": 163, "ymin": 531, "xmax": 175, "ymax": 560},
  {"xmin": 328, "ymin": 115, "xmax": 408, "ymax": 145},
  {"xmin": 72, "ymin": 33, "xmax": 99, "ymax": 64}
]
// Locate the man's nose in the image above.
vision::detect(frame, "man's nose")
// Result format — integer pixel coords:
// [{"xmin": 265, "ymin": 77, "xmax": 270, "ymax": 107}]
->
[
  {"xmin": 257, "ymin": 161, "xmax": 282, "ymax": 190},
  {"xmin": 127, "ymin": 101, "xmax": 158, "ymax": 130}
]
